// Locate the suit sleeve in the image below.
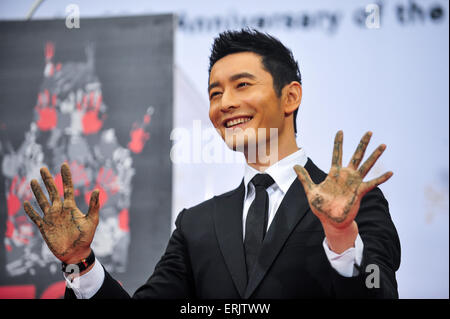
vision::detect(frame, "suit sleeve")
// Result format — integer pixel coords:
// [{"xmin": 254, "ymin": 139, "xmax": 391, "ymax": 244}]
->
[
  {"xmin": 65, "ymin": 209, "xmax": 195, "ymax": 299},
  {"xmin": 329, "ymin": 187, "xmax": 401, "ymax": 298},
  {"xmin": 132, "ymin": 208, "xmax": 195, "ymax": 298}
]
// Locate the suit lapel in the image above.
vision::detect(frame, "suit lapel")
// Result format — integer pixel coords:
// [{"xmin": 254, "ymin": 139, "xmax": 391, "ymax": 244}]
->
[
  {"xmin": 244, "ymin": 159, "xmax": 318, "ymax": 298},
  {"xmin": 213, "ymin": 180, "xmax": 247, "ymax": 298},
  {"xmin": 213, "ymin": 159, "xmax": 324, "ymax": 299}
]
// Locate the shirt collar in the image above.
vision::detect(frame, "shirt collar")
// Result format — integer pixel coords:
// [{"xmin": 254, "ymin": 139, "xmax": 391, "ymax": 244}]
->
[{"xmin": 243, "ymin": 148, "xmax": 308, "ymax": 196}]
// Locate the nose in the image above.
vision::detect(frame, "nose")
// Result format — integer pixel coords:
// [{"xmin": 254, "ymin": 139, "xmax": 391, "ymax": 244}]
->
[{"xmin": 220, "ymin": 89, "xmax": 239, "ymax": 113}]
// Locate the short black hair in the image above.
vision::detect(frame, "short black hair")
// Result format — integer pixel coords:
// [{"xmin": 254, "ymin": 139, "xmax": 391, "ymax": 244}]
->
[{"xmin": 208, "ymin": 28, "xmax": 302, "ymax": 133}]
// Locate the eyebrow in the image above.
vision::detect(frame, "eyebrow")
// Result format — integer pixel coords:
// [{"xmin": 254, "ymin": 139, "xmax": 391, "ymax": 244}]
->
[{"xmin": 208, "ymin": 72, "xmax": 256, "ymax": 93}]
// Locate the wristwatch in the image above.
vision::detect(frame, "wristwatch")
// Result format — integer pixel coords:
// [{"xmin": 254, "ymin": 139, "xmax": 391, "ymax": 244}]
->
[{"xmin": 61, "ymin": 249, "xmax": 95, "ymax": 274}]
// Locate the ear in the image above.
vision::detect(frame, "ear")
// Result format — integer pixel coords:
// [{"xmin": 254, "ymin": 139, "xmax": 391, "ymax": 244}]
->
[{"xmin": 282, "ymin": 81, "xmax": 302, "ymax": 115}]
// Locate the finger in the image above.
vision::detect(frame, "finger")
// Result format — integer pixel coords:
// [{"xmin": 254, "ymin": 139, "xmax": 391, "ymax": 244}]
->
[
  {"xmin": 294, "ymin": 165, "xmax": 315, "ymax": 193},
  {"xmin": 358, "ymin": 144, "xmax": 387, "ymax": 178},
  {"xmin": 348, "ymin": 131, "xmax": 372, "ymax": 169},
  {"xmin": 360, "ymin": 171, "xmax": 393, "ymax": 195},
  {"xmin": 331, "ymin": 130, "xmax": 343, "ymax": 167},
  {"xmin": 23, "ymin": 201, "xmax": 43, "ymax": 228},
  {"xmin": 86, "ymin": 190, "xmax": 100, "ymax": 225},
  {"xmin": 61, "ymin": 163, "xmax": 74, "ymax": 201},
  {"xmin": 30, "ymin": 179, "xmax": 50, "ymax": 215},
  {"xmin": 40, "ymin": 167, "xmax": 61, "ymax": 203}
]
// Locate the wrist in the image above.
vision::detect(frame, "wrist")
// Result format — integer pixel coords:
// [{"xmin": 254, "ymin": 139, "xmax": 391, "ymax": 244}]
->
[
  {"xmin": 63, "ymin": 248, "xmax": 92, "ymax": 265},
  {"xmin": 323, "ymin": 221, "xmax": 359, "ymax": 254},
  {"xmin": 62, "ymin": 248, "xmax": 95, "ymax": 277},
  {"xmin": 78, "ymin": 260, "xmax": 96, "ymax": 277}
]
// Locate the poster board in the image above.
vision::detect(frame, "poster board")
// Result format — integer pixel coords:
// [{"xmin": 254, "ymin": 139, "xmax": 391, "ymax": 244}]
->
[{"xmin": 0, "ymin": 14, "xmax": 174, "ymax": 298}]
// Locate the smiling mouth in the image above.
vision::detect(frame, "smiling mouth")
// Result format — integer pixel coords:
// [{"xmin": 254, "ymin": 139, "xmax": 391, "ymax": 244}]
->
[{"xmin": 225, "ymin": 116, "xmax": 253, "ymax": 128}]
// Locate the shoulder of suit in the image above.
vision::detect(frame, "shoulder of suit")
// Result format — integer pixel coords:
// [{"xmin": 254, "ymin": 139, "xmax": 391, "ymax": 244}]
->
[{"xmin": 182, "ymin": 196, "xmax": 216, "ymax": 215}]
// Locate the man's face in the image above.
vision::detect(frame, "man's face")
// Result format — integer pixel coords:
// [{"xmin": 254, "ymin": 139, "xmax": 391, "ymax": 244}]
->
[{"xmin": 208, "ymin": 52, "xmax": 285, "ymax": 152}]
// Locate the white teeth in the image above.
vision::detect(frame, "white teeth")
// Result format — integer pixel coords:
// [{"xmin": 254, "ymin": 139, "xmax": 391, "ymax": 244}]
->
[{"xmin": 226, "ymin": 117, "xmax": 252, "ymax": 128}]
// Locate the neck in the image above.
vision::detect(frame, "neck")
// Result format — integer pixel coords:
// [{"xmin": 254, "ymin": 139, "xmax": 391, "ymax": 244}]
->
[{"xmin": 245, "ymin": 135, "xmax": 299, "ymax": 172}]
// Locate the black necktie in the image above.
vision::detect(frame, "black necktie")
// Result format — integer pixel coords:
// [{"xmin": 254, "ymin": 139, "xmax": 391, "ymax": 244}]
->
[{"xmin": 244, "ymin": 173, "xmax": 275, "ymax": 279}]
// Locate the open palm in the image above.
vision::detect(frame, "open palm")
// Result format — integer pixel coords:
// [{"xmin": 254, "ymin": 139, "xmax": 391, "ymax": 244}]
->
[
  {"xmin": 23, "ymin": 163, "xmax": 99, "ymax": 264},
  {"xmin": 295, "ymin": 131, "xmax": 393, "ymax": 230}
]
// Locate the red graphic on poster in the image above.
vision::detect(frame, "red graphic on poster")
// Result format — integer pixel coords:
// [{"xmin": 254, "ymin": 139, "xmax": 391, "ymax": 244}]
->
[
  {"xmin": 36, "ymin": 106, "xmax": 58, "ymax": 131},
  {"xmin": 0, "ymin": 281, "xmax": 66, "ymax": 299},
  {"xmin": 128, "ymin": 107, "xmax": 153, "ymax": 154}
]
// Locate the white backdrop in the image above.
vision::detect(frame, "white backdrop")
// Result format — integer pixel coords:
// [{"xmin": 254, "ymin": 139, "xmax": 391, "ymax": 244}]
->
[{"xmin": 1, "ymin": 0, "xmax": 448, "ymax": 298}]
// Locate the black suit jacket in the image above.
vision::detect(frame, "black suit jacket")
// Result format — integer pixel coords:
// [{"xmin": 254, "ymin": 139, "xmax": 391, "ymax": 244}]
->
[{"xmin": 65, "ymin": 158, "xmax": 401, "ymax": 299}]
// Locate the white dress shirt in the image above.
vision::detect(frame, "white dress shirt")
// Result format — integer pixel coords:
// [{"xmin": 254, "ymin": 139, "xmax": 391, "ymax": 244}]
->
[{"xmin": 66, "ymin": 148, "xmax": 363, "ymax": 298}]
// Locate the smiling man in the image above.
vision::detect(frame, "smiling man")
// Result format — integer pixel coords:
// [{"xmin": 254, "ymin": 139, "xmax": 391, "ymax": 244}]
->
[
  {"xmin": 208, "ymin": 50, "xmax": 300, "ymax": 169},
  {"xmin": 24, "ymin": 29, "xmax": 400, "ymax": 299}
]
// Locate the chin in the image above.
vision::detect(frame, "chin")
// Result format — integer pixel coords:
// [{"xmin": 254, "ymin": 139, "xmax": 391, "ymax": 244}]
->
[
  {"xmin": 223, "ymin": 136, "xmax": 245, "ymax": 152},
  {"xmin": 223, "ymin": 132, "xmax": 258, "ymax": 154}
]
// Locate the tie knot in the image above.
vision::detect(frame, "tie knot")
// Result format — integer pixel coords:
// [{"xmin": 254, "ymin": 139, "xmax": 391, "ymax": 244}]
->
[{"xmin": 251, "ymin": 173, "xmax": 275, "ymax": 189}]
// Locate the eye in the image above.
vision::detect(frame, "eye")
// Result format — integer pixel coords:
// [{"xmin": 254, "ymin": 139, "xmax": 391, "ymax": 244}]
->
[
  {"xmin": 237, "ymin": 82, "xmax": 250, "ymax": 88},
  {"xmin": 210, "ymin": 91, "xmax": 221, "ymax": 100}
]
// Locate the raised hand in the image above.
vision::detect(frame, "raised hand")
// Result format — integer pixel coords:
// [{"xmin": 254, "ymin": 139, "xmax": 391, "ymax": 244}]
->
[
  {"xmin": 294, "ymin": 131, "xmax": 393, "ymax": 250},
  {"xmin": 23, "ymin": 163, "xmax": 100, "ymax": 264}
]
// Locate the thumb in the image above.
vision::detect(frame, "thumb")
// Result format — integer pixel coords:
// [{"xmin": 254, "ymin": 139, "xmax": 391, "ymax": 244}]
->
[
  {"xmin": 294, "ymin": 165, "xmax": 314, "ymax": 193},
  {"xmin": 86, "ymin": 189, "xmax": 100, "ymax": 225}
]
